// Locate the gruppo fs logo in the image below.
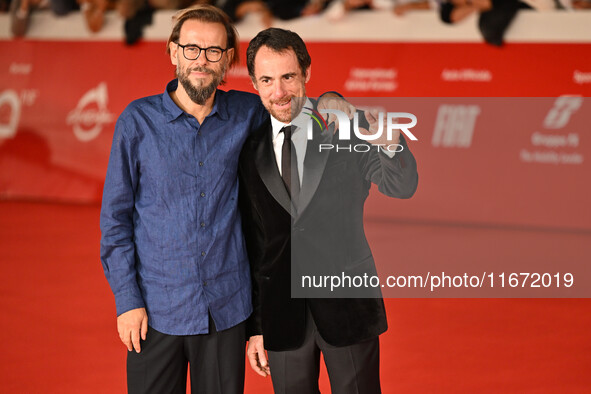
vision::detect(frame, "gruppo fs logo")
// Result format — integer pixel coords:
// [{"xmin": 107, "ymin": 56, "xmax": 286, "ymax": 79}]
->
[{"xmin": 303, "ymin": 107, "xmax": 417, "ymax": 152}]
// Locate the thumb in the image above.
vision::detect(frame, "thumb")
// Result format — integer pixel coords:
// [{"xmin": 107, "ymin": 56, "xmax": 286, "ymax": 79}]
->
[
  {"xmin": 258, "ymin": 347, "xmax": 268, "ymax": 368},
  {"xmin": 141, "ymin": 315, "xmax": 148, "ymax": 341},
  {"xmin": 326, "ymin": 112, "xmax": 335, "ymax": 125}
]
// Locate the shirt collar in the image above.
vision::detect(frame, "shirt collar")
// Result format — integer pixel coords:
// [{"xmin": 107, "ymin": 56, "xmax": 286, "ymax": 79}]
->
[
  {"xmin": 163, "ymin": 79, "xmax": 229, "ymax": 122},
  {"xmin": 270, "ymin": 97, "xmax": 313, "ymax": 140},
  {"xmin": 210, "ymin": 89, "xmax": 229, "ymax": 121}
]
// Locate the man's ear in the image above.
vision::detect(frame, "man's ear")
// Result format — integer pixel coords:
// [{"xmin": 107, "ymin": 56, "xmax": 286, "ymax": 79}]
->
[
  {"xmin": 251, "ymin": 78, "xmax": 259, "ymax": 92},
  {"xmin": 226, "ymin": 48, "xmax": 235, "ymax": 67},
  {"xmin": 305, "ymin": 66, "xmax": 311, "ymax": 83},
  {"xmin": 169, "ymin": 42, "xmax": 178, "ymax": 66}
]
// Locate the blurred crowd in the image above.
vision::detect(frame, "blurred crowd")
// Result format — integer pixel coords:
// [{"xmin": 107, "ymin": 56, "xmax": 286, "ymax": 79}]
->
[{"xmin": 2, "ymin": 0, "xmax": 590, "ymax": 45}]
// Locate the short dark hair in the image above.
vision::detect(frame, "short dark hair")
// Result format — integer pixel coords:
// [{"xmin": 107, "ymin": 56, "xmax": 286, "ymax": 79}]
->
[
  {"xmin": 167, "ymin": 5, "xmax": 239, "ymax": 68},
  {"xmin": 246, "ymin": 28, "xmax": 311, "ymax": 80}
]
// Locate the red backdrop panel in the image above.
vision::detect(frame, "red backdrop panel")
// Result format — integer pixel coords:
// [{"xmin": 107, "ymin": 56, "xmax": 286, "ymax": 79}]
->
[{"xmin": 1, "ymin": 41, "xmax": 590, "ymax": 229}]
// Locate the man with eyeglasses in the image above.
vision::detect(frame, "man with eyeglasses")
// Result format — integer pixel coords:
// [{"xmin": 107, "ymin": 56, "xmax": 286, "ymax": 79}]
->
[
  {"xmin": 99, "ymin": 5, "xmax": 263, "ymax": 393},
  {"xmin": 100, "ymin": 4, "xmax": 350, "ymax": 393}
]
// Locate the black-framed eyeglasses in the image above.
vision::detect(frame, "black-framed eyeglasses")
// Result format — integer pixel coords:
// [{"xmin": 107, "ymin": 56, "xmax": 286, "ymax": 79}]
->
[{"xmin": 176, "ymin": 43, "xmax": 228, "ymax": 62}]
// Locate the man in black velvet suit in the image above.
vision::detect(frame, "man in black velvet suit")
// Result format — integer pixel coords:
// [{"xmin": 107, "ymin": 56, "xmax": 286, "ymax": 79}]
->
[{"xmin": 239, "ymin": 28, "xmax": 418, "ymax": 393}]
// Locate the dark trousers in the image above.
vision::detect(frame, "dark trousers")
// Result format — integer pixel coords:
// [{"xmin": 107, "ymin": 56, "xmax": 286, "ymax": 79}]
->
[
  {"xmin": 267, "ymin": 310, "xmax": 381, "ymax": 394},
  {"xmin": 127, "ymin": 315, "xmax": 245, "ymax": 394}
]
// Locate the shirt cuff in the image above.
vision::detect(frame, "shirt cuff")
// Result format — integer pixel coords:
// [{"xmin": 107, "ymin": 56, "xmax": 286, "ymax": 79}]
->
[
  {"xmin": 380, "ymin": 146, "xmax": 397, "ymax": 158},
  {"xmin": 114, "ymin": 290, "xmax": 146, "ymax": 316}
]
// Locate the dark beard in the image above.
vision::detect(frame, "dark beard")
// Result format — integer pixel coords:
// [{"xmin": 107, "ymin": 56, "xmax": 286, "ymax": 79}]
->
[{"xmin": 178, "ymin": 65, "xmax": 225, "ymax": 105}]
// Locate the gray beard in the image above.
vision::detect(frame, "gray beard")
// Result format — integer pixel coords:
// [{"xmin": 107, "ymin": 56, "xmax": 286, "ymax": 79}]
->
[{"xmin": 178, "ymin": 65, "xmax": 225, "ymax": 105}]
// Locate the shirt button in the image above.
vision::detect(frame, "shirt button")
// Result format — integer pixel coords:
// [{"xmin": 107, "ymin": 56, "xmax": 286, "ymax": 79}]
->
[
  {"xmin": 198, "ymin": 131, "xmax": 202, "ymax": 136},
  {"xmin": 201, "ymin": 251, "xmax": 206, "ymax": 256},
  {"xmin": 203, "ymin": 281, "xmax": 207, "ymax": 286},
  {"xmin": 200, "ymin": 192, "xmax": 206, "ymax": 197},
  {"xmin": 199, "ymin": 162, "xmax": 204, "ymax": 166},
  {"xmin": 200, "ymin": 222, "xmax": 206, "ymax": 227}
]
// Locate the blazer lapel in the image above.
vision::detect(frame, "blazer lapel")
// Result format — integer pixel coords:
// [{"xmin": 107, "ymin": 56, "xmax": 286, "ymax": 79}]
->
[
  {"xmin": 297, "ymin": 121, "xmax": 334, "ymax": 217},
  {"xmin": 253, "ymin": 121, "xmax": 296, "ymax": 216}
]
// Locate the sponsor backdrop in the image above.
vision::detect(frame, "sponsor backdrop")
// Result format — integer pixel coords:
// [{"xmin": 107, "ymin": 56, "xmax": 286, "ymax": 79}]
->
[{"xmin": 1, "ymin": 40, "xmax": 590, "ymax": 230}]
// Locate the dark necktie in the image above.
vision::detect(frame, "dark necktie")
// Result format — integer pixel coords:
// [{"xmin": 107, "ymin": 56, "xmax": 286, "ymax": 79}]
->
[{"xmin": 280, "ymin": 125, "xmax": 300, "ymax": 201}]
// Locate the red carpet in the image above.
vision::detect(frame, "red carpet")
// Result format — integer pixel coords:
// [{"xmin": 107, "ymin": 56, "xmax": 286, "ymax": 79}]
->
[{"xmin": 0, "ymin": 201, "xmax": 589, "ymax": 392}]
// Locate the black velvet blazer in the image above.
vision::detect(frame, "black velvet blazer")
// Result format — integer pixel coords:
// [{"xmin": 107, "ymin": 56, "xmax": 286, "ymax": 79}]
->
[{"xmin": 238, "ymin": 113, "xmax": 418, "ymax": 352}]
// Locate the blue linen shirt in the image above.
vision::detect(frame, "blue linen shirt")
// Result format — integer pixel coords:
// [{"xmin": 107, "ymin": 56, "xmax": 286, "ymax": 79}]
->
[{"xmin": 100, "ymin": 79, "xmax": 268, "ymax": 335}]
